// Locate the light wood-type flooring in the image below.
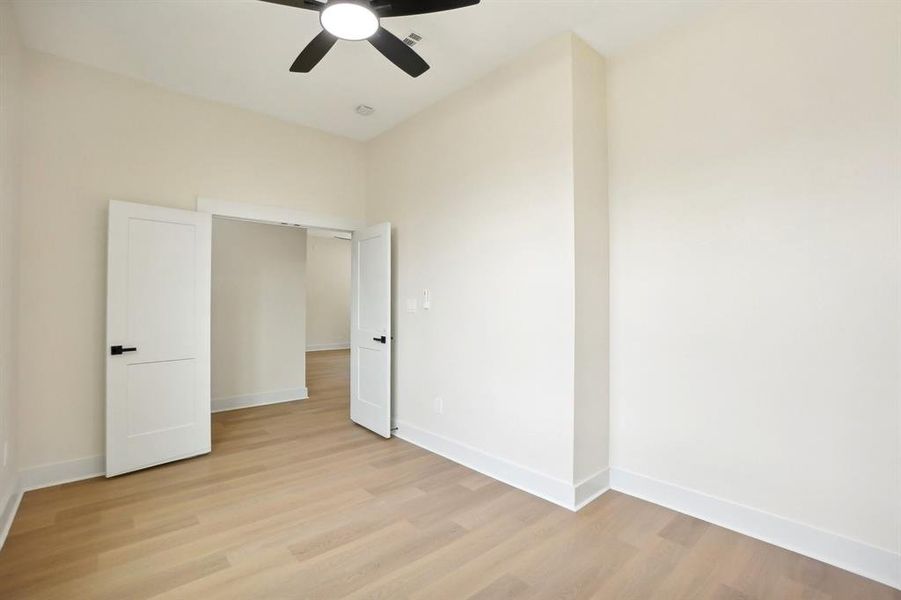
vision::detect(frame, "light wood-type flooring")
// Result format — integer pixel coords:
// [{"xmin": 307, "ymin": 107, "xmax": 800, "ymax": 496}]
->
[{"xmin": 0, "ymin": 350, "xmax": 897, "ymax": 599}]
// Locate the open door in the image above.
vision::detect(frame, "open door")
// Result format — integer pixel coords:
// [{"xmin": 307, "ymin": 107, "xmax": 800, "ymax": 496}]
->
[
  {"xmin": 106, "ymin": 200, "xmax": 212, "ymax": 477},
  {"xmin": 350, "ymin": 223, "xmax": 392, "ymax": 438}
]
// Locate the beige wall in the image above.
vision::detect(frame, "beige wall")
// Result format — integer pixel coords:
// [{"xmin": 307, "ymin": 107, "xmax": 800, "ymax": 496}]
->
[
  {"xmin": 608, "ymin": 1, "xmax": 900, "ymax": 554},
  {"xmin": 212, "ymin": 218, "xmax": 307, "ymax": 403},
  {"xmin": 367, "ymin": 35, "xmax": 602, "ymax": 485},
  {"xmin": 18, "ymin": 51, "xmax": 366, "ymax": 470},
  {"xmin": 0, "ymin": 1, "xmax": 22, "ymax": 517},
  {"xmin": 571, "ymin": 38, "xmax": 609, "ymax": 485},
  {"xmin": 306, "ymin": 235, "xmax": 350, "ymax": 350}
]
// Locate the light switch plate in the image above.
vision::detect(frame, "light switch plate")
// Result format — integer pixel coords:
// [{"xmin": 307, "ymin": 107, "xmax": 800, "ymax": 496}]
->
[{"xmin": 423, "ymin": 289, "xmax": 431, "ymax": 310}]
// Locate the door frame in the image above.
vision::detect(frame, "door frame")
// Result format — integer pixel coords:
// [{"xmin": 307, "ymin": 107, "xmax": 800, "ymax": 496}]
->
[{"xmin": 196, "ymin": 197, "xmax": 364, "ymax": 233}]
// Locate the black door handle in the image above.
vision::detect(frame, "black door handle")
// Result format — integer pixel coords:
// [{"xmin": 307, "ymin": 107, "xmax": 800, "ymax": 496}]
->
[
  {"xmin": 110, "ymin": 345, "xmax": 137, "ymax": 356},
  {"xmin": 373, "ymin": 336, "xmax": 387, "ymax": 344}
]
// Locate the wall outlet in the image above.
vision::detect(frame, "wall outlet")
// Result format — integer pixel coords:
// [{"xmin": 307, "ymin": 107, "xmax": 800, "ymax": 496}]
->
[{"xmin": 433, "ymin": 396, "xmax": 443, "ymax": 414}]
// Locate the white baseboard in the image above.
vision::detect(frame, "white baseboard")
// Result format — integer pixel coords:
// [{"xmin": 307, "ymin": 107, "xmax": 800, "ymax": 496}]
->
[
  {"xmin": 306, "ymin": 343, "xmax": 350, "ymax": 352},
  {"xmin": 394, "ymin": 420, "xmax": 609, "ymax": 511},
  {"xmin": 0, "ymin": 479, "xmax": 23, "ymax": 550},
  {"xmin": 19, "ymin": 455, "xmax": 104, "ymax": 492},
  {"xmin": 574, "ymin": 467, "xmax": 610, "ymax": 510},
  {"xmin": 211, "ymin": 387, "xmax": 308, "ymax": 413},
  {"xmin": 610, "ymin": 468, "xmax": 901, "ymax": 591}
]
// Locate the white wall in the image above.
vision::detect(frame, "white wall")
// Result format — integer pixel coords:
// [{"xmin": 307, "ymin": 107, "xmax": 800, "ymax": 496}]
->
[
  {"xmin": 368, "ymin": 35, "xmax": 607, "ymax": 491},
  {"xmin": 212, "ymin": 218, "xmax": 307, "ymax": 407},
  {"xmin": 0, "ymin": 1, "xmax": 23, "ymax": 529},
  {"xmin": 306, "ymin": 234, "xmax": 350, "ymax": 351},
  {"xmin": 608, "ymin": 0, "xmax": 900, "ymax": 561},
  {"xmin": 18, "ymin": 51, "xmax": 366, "ymax": 471},
  {"xmin": 572, "ymin": 37, "xmax": 609, "ymax": 486}
]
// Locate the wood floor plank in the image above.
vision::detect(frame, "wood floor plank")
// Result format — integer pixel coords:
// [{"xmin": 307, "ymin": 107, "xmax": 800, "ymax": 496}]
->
[
  {"xmin": 0, "ymin": 349, "xmax": 896, "ymax": 599},
  {"xmin": 468, "ymin": 574, "xmax": 531, "ymax": 599}
]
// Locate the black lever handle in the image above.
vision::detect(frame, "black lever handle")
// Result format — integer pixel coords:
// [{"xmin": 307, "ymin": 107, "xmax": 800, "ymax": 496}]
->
[
  {"xmin": 373, "ymin": 336, "xmax": 387, "ymax": 344},
  {"xmin": 110, "ymin": 345, "xmax": 137, "ymax": 356}
]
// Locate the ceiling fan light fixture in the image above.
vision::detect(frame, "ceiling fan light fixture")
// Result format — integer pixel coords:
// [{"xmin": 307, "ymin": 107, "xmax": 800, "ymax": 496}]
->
[
  {"xmin": 320, "ymin": 2, "xmax": 379, "ymax": 41},
  {"xmin": 263, "ymin": 0, "xmax": 480, "ymax": 77}
]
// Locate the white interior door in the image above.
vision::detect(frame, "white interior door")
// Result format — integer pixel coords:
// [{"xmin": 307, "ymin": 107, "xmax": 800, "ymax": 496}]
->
[
  {"xmin": 350, "ymin": 223, "xmax": 392, "ymax": 438},
  {"xmin": 106, "ymin": 200, "xmax": 212, "ymax": 477}
]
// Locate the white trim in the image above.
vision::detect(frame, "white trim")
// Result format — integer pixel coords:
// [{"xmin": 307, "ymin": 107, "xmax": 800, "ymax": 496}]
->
[
  {"xmin": 197, "ymin": 197, "xmax": 365, "ymax": 232},
  {"xmin": 308, "ymin": 228, "xmax": 352, "ymax": 240},
  {"xmin": 19, "ymin": 455, "xmax": 104, "ymax": 492},
  {"xmin": 306, "ymin": 342, "xmax": 350, "ymax": 352},
  {"xmin": 394, "ymin": 420, "xmax": 608, "ymax": 511},
  {"xmin": 211, "ymin": 387, "xmax": 308, "ymax": 413},
  {"xmin": 574, "ymin": 468, "xmax": 610, "ymax": 510},
  {"xmin": 0, "ymin": 480, "xmax": 23, "ymax": 550},
  {"xmin": 610, "ymin": 468, "xmax": 901, "ymax": 591}
]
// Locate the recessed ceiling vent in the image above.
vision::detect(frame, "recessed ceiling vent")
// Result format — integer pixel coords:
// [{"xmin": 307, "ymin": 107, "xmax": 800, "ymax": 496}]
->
[
  {"xmin": 355, "ymin": 104, "xmax": 376, "ymax": 117},
  {"xmin": 403, "ymin": 32, "xmax": 423, "ymax": 47}
]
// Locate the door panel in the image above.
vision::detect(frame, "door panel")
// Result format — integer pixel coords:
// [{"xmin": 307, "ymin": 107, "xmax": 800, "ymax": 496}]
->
[
  {"xmin": 358, "ymin": 235, "xmax": 389, "ymax": 330},
  {"xmin": 126, "ymin": 219, "xmax": 197, "ymax": 361},
  {"xmin": 350, "ymin": 223, "xmax": 392, "ymax": 438},
  {"xmin": 107, "ymin": 200, "xmax": 211, "ymax": 477},
  {"xmin": 125, "ymin": 360, "xmax": 195, "ymax": 436}
]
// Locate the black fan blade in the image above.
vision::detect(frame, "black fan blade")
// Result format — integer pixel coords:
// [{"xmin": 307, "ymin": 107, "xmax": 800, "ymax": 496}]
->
[
  {"xmin": 259, "ymin": 0, "xmax": 323, "ymax": 10},
  {"xmin": 291, "ymin": 30, "xmax": 338, "ymax": 72},
  {"xmin": 368, "ymin": 27, "xmax": 430, "ymax": 77},
  {"xmin": 372, "ymin": 0, "xmax": 479, "ymax": 18}
]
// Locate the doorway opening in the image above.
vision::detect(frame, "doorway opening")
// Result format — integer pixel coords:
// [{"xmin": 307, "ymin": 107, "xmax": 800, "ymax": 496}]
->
[
  {"xmin": 210, "ymin": 217, "xmax": 351, "ymax": 448},
  {"xmin": 210, "ymin": 218, "xmax": 349, "ymax": 414}
]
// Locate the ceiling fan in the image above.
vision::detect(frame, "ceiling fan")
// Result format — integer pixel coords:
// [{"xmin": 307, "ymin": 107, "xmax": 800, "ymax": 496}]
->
[{"xmin": 261, "ymin": 0, "xmax": 480, "ymax": 77}]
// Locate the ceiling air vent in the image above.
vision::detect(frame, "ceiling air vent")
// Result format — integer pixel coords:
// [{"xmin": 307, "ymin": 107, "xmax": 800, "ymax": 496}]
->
[{"xmin": 403, "ymin": 32, "xmax": 423, "ymax": 47}]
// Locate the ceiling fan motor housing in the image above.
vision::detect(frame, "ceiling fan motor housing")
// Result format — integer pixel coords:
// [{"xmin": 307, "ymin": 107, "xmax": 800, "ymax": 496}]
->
[{"xmin": 319, "ymin": 0, "xmax": 380, "ymax": 41}]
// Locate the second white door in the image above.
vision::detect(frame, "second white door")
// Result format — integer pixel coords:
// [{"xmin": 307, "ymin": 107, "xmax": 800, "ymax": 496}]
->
[{"xmin": 350, "ymin": 223, "xmax": 392, "ymax": 438}]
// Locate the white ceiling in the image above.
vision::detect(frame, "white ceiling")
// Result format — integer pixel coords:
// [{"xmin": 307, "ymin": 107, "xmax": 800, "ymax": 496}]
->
[{"xmin": 12, "ymin": 0, "xmax": 715, "ymax": 141}]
